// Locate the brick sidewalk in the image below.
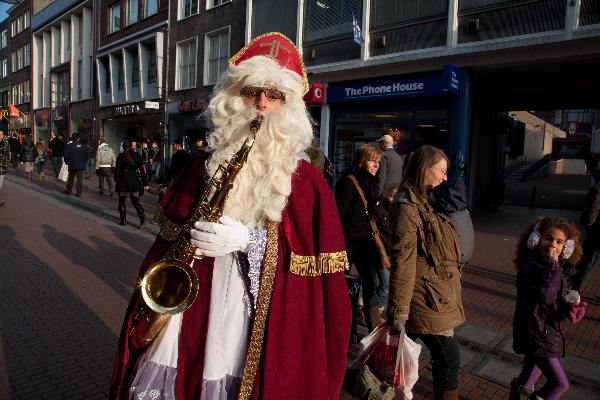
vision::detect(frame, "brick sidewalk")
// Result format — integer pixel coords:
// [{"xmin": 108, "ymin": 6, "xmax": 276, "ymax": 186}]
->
[{"xmin": 0, "ymin": 164, "xmax": 600, "ymax": 399}]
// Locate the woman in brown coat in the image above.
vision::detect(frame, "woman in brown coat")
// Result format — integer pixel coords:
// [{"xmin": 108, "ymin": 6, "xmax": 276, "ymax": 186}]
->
[{"xmin": 386, "ymin": 145, "xmax": 464, "ymax": 400}]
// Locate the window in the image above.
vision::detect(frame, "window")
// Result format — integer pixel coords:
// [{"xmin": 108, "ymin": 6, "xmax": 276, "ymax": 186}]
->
[
  {"xmin": 145, "ymin": 0, "xmax": 158, "ymax": 17},
  {"xmin": 118, "ymin": 57, "xmax": 124, "ymax": 89},
  {"xmin": 77, "ymin": 60, "xmax": 82, "ymax": 98},
  {"xmin": 207, "ymin": 0, "xmax": 230, "ymax": 8},
  {"xmin": 1, "ymin": 59, "xmax": 6, "ymax": 78},
  {"xmin": 24, "ymin": 80, "xmax": 30, "ymax": 103},
  {"xmin": 147, "ymin": 45, "xmax": 157, "ymax": 83},
  {"xmin": 10, "ymin": 51, "xmax": 15, "ymax": 72},
  {"xmin": 126, "ymin": 0, "xmax": 139, "ymax": 25},
  {"xmin": 1, "ymin": 30, "xmax": 7, "ymax": 48},
  {"xmin": 24, "ymin": 10, "xmax": 30, "ymax": 30},
  {"xmin": 459, "ymin": 0, "xmax": 518, "ymax": 11},
  {"xmin": 102, "ymin": 58, "xmax": 111, "ymax": 93},
  {"xmin": 179, "ymin": 0, "xmax": 198, "ymax": 19},
  {"xmin": 132, "ymin": 50, "xmax": 139, "ymax": 87},
  {"xmin": 10, "ymin": 21, "xmax": 15, "ymax": 37},
  {"xmin": 24, "ymin": 43, "xmax": 30, "ymax": 67},
  {"xmin": 18, "ymin": 46, "xmax": 24, "ymax": 70},
  {"xmin": 109, "ymin": 3, "xmax": 121, "ymax": 33},
  {"xmin": 371, "ymin": 0, "xmax": 448, "ymax": 28},
  {"xmin": 78, "ymin": 20, "xmax": 83, "ymax": 45},
  {"xmin": 176, "ymin": 38, "xmax": 197, "ymax": 89},
  {"xmin": 204, "ymin": 28, "xmax": 229, "ymax": 85},
  {"xmin": 65, "ymin": 27, "xmax": 71, "ymax": 52},
  {"xmin": 304, "ymin": 0, "xmax": 362, "ymax": 43}
]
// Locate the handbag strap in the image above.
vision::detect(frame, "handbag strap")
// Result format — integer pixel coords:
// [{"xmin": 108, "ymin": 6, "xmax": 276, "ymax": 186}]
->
[{"xmin": 348, "ymin": 175, "xmax": 381, "ymax": 236}]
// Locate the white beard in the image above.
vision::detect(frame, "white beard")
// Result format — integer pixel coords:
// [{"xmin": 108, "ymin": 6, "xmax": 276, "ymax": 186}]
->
[{"xmin": 206, "ymin": 104, "xmax": 312, "ymax": 230}]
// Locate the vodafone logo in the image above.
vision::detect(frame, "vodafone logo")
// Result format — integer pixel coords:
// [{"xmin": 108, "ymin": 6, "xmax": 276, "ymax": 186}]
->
[
  {"xmin": 304, "ymin": 83, "xmax": 325, "ymax": 104},
  {"xmin": 313, "ymin": 86, "xmax": 323, "ymax": 100}
]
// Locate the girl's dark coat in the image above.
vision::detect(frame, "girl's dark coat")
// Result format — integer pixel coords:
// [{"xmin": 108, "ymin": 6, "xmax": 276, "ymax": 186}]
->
[
  {"xmin": 513, "ymin": 254, "xmax": 576, "ymax": 357},
  {"xmin": 114, "ymin": 151, "xmax": 147, "ymax": 193}
]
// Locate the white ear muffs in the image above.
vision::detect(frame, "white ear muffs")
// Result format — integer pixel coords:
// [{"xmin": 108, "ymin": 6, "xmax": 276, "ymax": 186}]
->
[
  {"xmin": 562, "ymin": 239, "xmax": 575, "ymax": 259},
  {"xmin": 527, "ymin": 223, "xmax": 541, "ymax": 250}
]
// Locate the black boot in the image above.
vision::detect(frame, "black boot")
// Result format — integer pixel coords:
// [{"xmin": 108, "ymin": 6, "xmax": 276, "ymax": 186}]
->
[
  {"xmin": 118, "ymin": 205, "xmax": 126, "ymax": 226},
  {"xmin": 132, "ymin": 197, "xmax": 145, "ymax": 229}
]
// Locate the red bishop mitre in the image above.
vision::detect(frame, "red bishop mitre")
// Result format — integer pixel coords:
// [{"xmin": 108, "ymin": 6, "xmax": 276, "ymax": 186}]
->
[{"xmin": 229, "ymin": 32, "xmax": 309, "ymax": 95}]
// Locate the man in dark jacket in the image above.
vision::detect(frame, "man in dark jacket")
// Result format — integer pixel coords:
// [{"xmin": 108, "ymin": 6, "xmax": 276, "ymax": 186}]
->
[
  {"xmin": 167, "ymin": 139, "xmax": 191, "ymax": 184},
  {"xmin": 574, "ymin": 169, "xmax": 600, "ymax": 291},
  {"xmin": 376, "ymin": 134, "xmax": 405, "ymax": 201},
  {"xmin": 8, "ymin": 133, "xmax": 21, "ymax": 169},
  {"xmin": 49, "ymin": 133, "xmax": 65, "ymax": 178},
  {"xmin": 63, "ymin": 134, "xmax": 89, "ymax": 197}
]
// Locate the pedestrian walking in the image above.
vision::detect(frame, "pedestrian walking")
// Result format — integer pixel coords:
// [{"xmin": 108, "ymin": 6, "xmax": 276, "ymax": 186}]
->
[
  {"xmin": 35, "ymin": 140, "xmax": 47, "ymax": 179},
  {"xmin": 8, "ymin": 132, "xmax": 20, "ymax": 169},
  {"xmin": 114, "ymin": 139, "xmax": 148, "ymax": 228},
  {"xmin": 48, "ymin": 133, "xmax": 65, "ymax": 178},
  {"xmin": 110, "ymin": 32, "xmax": 350, "ymax": 399},
  {"xmin": 573, "ymin": 164, "xmax": 600, "ymax": 291},
  {"xmin": 386, "ymin": 145, "xmax": 464, "ymax": 400},
  {"xmin": 140, "ymin": 141, "xmax": 150, "ymax": 178},
  {"xmin": 63, "ymin": 134, "xmax": 89, "ymax": 197},
  {"xmin": 510, "ymin": 216, "xmax": 587, "ymax": 400},
  {"xmin": 166, "ymin": 138, "xmax": 191, "ymax": 184},
  {"xmin": 0, "ymin": 130, "xmax": 9, "ymax": 206},
  {"xmin": 376, "ymin": 133, "xmax": 405, "ymax": 201},
  {"xmin": 20, "ymin": 135, "xmax": 37, "ymax": 181},
  {"xmin": 95, "ymin": 137, "xmax": 116, "ymax": 195},
  {"xmin": 432, "ymin": 177, "xmax": 475, "ymax": 265},
  {"xmin": 335, "ymin": 143, "xmax": 389, "ymax": 331},
  {"xmin": 84, "ymin": 136, "xmax": 97, "ymax": 179},
  {"xmin": 148, "ymin": 140, "xmax": 161, "ymax": 183},
  {"xmin": 190, "ymin": 136, "xmax": 207, "ymax": 157}
]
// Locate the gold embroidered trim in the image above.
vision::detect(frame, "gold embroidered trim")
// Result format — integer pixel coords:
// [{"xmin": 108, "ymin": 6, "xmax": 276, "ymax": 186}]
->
[
  {"xmin": 289, "ymin": 251, "xmax": 350, "ymax": 276},
  {"xmin": 153, "ymin": 207, "xmax": 183, "ymax": 241},
  {"xmin": 238, "ymin": 221, "xmax": 279, "ymax": 400}
]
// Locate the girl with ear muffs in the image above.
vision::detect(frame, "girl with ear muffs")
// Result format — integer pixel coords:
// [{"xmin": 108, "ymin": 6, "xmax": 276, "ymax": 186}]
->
[{"xmin": 510, "ymin": 216, "xmax": 588, "ymax": 400}]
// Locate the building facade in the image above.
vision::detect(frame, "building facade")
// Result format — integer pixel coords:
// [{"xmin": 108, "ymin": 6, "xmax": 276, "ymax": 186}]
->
[
  {"xmin": 248, "ymin": 0, "xmax": 600, "ymax": 207},
  {"xmin": 31, "ymin": 0, "xmax": 94, "ymax": 144},
  {"xmin": 165, "ymin": 0, "xmax": 246, "ymax": 152},
  {"xmin": 95, "ymin": 0, "xmax": 168, "ymax": 154},
  {"xmin": 7, "ymin": 0, "xmax": 32, "ymax": 140},
  {"xmin": 0, "ymin": 18, "xmax": 9, "ymax": 134}
]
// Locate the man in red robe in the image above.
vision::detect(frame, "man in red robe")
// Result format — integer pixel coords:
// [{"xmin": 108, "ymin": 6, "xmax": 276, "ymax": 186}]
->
[{"xmin": 110, "ymin": 32, "xmax": 351, "ymax": 400}]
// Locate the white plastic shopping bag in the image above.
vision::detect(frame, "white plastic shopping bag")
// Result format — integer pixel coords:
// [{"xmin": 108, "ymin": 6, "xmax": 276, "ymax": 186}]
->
[
  {"xmin": 399, "ymin": 334, "xmax": 421, "ymax": 399},
  {"xmin": 58, "ymin": 162, "xmax": 68, "ymax": 182}
]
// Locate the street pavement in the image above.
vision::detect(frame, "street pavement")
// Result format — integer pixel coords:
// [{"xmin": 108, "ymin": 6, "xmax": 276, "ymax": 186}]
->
[{"xmin": 1, "ymin": 166, "xmax": 599, "ymax": 399}]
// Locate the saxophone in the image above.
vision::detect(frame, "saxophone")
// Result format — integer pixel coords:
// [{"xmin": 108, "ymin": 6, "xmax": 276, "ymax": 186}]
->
[{"xmin": 130, "ymin": 115, "xmax": 264, "ymax": 348}]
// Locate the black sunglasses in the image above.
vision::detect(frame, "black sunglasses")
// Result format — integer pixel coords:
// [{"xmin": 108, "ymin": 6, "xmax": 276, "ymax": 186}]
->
[{"xmin": 240, "ymin": 86, "xmax": 286, "ymax": 102}]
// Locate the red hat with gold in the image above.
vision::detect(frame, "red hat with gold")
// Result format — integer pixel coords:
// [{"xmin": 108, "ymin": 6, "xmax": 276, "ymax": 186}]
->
[{"xmin": 229, "ymin": 32, "xmax": 309, "ymax": 95}]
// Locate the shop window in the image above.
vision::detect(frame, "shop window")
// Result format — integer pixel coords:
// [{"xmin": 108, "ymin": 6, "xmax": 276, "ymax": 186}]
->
[
  {"xmin": 371, "ymin": 0, "xmax": 448, "ymax": 28},
  {"xmin": 177, "ymin": 38, "xmax": 197, "ymax": 89},
  {"xmin": 204, "ymin": 28, "xmax": 229, "ymax": 85},
  {"xmin": 207, "ymin": 0, "xmax": 231, "ymax": 9},
  {"xmin": 126, "ymin": 0, "xmax": 139, "ymax": 26},
  {"xmin": 109, "ymin": 3, "xmax": 121, "ymax": 34},
  {"xmin": 145, "ymin": 0, "xmax": 158, "ymax": 17},
  {"xmin": 179, "ymin": 0, "xmax": 198, "ymax": 19},
  {"xmin": 304, "ymin": 0, "xmax": 361, "ymax": 43}
]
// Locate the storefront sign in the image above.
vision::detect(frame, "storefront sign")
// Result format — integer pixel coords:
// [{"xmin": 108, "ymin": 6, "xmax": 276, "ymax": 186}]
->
[
  {"xmin": 145, "ymin": 101, "xmax": 160, "ymax": 109},
  {"xmin": 115, "ymin": 104, "xmax": 140, "ymax": 116},
  {"xmin": 304, "ymin": 83, "xmax": 325, "ymax": 104},
  {"xmin": 327, "ymin": 65, "xmax": 461, "ymax": 103},
  {"xmin": 178, "ymin": 100, "xmax": 207, "ymax": 113}
]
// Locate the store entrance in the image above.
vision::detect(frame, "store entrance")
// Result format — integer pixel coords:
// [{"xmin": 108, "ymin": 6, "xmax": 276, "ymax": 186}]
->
[{"xmin": 331, "ymin": 102, "xmax": 448, "ymax": 182}]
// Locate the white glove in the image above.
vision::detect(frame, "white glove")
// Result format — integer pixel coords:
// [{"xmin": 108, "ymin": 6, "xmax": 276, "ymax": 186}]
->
[{"xmin": 190, "ymin": 215, "xmax": 250, "ymax": 258}]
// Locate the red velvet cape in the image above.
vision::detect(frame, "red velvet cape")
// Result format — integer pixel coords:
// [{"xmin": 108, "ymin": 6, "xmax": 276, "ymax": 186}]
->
[{"xmin": 110, "ymin": 154, "xmax": 351, "ymax": 399}]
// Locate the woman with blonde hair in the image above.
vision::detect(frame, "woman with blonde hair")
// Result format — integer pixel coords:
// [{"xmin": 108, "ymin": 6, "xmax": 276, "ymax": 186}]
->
[
  {"xmin": 336, "ymin": 143, "xmax": 388, "ymax": 331},
  {"xmin": 387, "ymin": 145, "xmax": 464, "ymax": 400}
]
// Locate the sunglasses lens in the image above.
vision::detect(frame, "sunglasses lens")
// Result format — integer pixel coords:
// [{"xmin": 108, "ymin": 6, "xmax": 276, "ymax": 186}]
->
[
  {"xmin": 240, "ymin": 86, "xmax": 260, "ymax": 97},
  {"xmin": 264, "ymin": 89, "xmax": 284, "ymax": 101}
]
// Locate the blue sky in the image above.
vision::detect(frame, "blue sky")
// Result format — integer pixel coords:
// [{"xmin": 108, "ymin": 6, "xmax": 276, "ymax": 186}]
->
[{"xmin": 0, "ymin": 3, "xmax": 12, "ymax": 22}]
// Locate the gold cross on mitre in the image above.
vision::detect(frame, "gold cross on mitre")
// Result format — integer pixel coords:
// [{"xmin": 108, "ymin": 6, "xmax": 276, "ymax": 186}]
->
[{"xmin": 259, "ymin": 39, "xmax": 291, "ymax": 61}]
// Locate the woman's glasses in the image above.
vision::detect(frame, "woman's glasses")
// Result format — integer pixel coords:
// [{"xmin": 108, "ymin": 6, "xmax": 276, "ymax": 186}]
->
[
  {"xmin": 240, "ymin": 86, "xmax": 286, "ymax": 102},
  {"xmin": 431, "ymin": 166, "xmax": 447, "ymax": 177}
]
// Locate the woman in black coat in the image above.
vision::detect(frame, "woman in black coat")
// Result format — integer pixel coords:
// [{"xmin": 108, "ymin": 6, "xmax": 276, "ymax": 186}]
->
[
  {"xmin": 115, "ymin": 139, "xmax": 149, "ymax": 228},
  {"xmin": 335, "ymin": 143, "xmax": 388, "ymax": 331}
]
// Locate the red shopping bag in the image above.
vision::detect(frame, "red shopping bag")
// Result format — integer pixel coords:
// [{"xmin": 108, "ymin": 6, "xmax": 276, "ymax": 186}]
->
[{"xmin": 367, "ymin": 324, "xmax": 403, "ymax": 387}]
